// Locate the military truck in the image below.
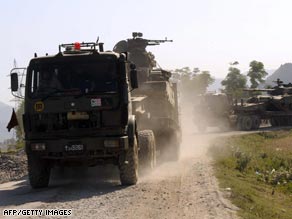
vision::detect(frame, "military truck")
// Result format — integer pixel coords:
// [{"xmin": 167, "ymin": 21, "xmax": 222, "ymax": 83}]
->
[
  {"xmin": 10, "ymin": 42, "xmax": 155, "ymax": 188},
  {"xmin": 114, "ymin": 33, "xmax": 181, "ymax": 160}
]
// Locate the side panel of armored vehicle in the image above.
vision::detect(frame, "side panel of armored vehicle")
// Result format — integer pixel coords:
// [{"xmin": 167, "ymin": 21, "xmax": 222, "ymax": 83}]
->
[{"xmin": 135, "ymin": 79, "xmax": 181, "ymax": 159}]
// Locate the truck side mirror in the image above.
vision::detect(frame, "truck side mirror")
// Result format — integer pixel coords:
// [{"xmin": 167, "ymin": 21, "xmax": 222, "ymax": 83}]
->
[
  {"xmin": 130, "ymin": 70, "xmax": 138, "ymax": 89},
  {"xmin": 11, "ymin": 73, "xmax": 19, "ymax": 92}
]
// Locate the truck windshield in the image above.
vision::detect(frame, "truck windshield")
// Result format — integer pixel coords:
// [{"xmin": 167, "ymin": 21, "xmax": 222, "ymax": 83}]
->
[{"xmin": 29, "ymin": 61, "xmax": 118, "ymax": 98}]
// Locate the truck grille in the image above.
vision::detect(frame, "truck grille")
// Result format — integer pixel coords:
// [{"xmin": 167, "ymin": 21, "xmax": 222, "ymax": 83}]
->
[{"xmin": 32, "ymin": 111, "xmax": 101, "ymax": 132}]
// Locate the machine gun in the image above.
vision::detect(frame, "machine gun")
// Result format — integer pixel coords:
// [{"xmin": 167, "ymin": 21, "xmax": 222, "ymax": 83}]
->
[
  {"xmin": 113, "ymin": 32, "xmax": 173, "ymax": 53},
  {"xmin": 131, "ymin": 32, "xmax": 173, "ymax": 46}
]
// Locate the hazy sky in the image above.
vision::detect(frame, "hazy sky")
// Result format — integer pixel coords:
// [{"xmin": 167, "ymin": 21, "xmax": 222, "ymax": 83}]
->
[{"xmin": 1, "ymin": 0, "xmax": 292, "ymax": 105}]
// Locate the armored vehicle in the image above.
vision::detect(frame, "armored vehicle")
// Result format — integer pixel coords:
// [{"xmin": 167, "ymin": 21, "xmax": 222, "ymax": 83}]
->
[
  {"xmin": 10, "ymin": 42, "xmax": 155, "ymax": 188},
  {"xmin": 194, "ymin": 79, "xmax": 292, "ymax": 131},
  {"xmin": 114, "ymin": 33, "xmax": 181, "ymax": 160},
  {"xmin": 234, "ymin": 79, "xmax": 292, "ymax": 130}
]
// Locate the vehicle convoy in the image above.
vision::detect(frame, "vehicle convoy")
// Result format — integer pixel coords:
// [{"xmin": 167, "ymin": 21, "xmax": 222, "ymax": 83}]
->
[
  {"xmin": 193, "ymin": 79, "xmax": 292, "ymax": 131},
  {"xmin": 113, "ymin": 32, "xmax": 181, "ymax": 160},
  {"xmin": 9, "ymin": 41, "xmax": 156, "ymax": 188}
]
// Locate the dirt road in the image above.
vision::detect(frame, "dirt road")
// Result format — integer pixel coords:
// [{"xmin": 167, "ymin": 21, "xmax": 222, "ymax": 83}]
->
[{"xmin": 0, "ymin": 109, "xmax": 240, "ymax": 219}]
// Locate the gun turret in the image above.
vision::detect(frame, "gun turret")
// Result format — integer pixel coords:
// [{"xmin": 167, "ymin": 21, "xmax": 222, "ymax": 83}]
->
[
  {"xmin": 273, "ymin": 78, "xmax": 283, "ymax": 87},
  {"xmin": 113, "ymin": 33, "xmax": 173, "ymax": 83}
]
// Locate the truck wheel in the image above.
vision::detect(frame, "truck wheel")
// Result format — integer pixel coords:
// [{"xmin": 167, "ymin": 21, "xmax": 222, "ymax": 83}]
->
[
  {"xmin": 252, "ymin": 116, "xmax": 261, "ymax": 130},
  {"xmin": 27, "ymin": 153, "xmax": 51, "ymax": 188},
  {"xmin": 241, "ymin": 116, "xmax": 253, "ymax": 131},
  {"xmin": 236, "ymin": 117, "xmax": 243, "ymax": 130},
  {"xmin": 270, "ymin": 118, "xmax": 279, "ymax": 127},
  {"xmin": 119, "ymin": 136, "xmax": 138, "ymax": 185},
  {"xmin": 138, "ymin": 130, "xmax": 156, "ymax": 172}
]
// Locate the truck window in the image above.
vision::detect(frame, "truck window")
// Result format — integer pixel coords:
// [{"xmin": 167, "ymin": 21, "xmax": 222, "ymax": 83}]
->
[{"xmin": 28, "ymin": 61, "xmax": 118, "ymax": 98}]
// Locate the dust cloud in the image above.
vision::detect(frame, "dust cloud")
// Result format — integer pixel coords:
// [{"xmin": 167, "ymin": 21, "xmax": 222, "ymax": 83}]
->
[
  {"xmin": 180, "ymin": 101, "xmax": 210, "ymax": 159},
  {"xmin": 141, "ymin": 98, "xmax": 218, "ymax": 182}
]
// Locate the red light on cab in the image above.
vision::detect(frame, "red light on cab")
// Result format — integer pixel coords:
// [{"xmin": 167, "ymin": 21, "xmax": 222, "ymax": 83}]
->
[{"xmin": 74, "ymin": 42, "xmax": 81, "ymax": 50}]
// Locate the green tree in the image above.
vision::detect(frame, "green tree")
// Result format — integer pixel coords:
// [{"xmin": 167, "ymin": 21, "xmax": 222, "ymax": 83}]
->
[
  {"xmin": 194, "ymin": 71, "xmax": 215, "ymax": 94},
  {"xmin": 174, "ymin": 67, "xmax": 214, "ymax": 97},
  {"xmin": 221, "ymin": 62, "xmax": 247, "ymax": 98},
  {"xmin": 174, "ymin": 67, "xmax": 193, "ymax": 95},
  {"xmin": 247, "ymin": 60, "xmax": 268, "ymax": 88}
]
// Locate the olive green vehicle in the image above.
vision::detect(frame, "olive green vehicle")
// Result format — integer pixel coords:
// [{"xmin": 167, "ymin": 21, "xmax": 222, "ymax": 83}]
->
[
  {"xmin": 235, "ymin": 79, "xmax": 292, "ymax": 130},
  {"xmin": 114, "ymin": 33, "xmax": 181, "ymax": 161},
  {"xmin": 10, "ymin": 42, "xmax": 155, "ymax": 188},
  {"xmin": 193, "ymin": 79, "xmax": 292, "ymax": 132}
]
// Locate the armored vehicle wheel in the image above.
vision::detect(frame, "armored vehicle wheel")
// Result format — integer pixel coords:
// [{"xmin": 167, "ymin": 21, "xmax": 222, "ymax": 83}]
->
[
  {"xmin": 252, "ymin": 116, "xmax": 261, "ymax": 130},
  {"xmin": 27, "ymin": 153, "xmax": 51, "ymax": 188},
  {"xmin": 138, "ymin": 130, "xmax": 156, "ymax": 171},
  {"xmin": 236, "ymin": 117, "xmax": 243, "ymax": 130},
  {"xmin": 119, "ymin": 136, "xmax": 138, "ymax": 185},
  {"xmin": 270, "ymin": 118, "xmax": 279, "ymax": 127},
  {"xmin": 241, "ymin": 116, "xmax": 253, "ymax": 131}
]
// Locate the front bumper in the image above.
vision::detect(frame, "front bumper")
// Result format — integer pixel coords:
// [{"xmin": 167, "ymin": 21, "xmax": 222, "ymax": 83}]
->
[{"xmin": 26, "ymin": 136, "xmax": 128, "ymax": 160}]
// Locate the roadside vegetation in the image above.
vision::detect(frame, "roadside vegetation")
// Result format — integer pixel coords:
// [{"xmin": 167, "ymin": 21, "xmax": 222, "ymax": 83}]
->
[{"xmin": 210, "ymin": 130, "xmax": 292, "ymax": 219}]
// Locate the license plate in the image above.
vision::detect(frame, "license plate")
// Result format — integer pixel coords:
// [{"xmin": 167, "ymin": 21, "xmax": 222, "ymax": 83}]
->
[{"xmin": 64, "ymin": 144, "xmax": 84, "ymax": 151}]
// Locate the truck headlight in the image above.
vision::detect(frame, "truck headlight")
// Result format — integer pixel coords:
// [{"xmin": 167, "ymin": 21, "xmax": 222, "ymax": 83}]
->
[
  {"xmin": 31, "ymin": 143, "xmax": 46, "ymax": 151},
  {"xmin": 104, "ymin": 140, "xmax": 119, "ymax": 148}
]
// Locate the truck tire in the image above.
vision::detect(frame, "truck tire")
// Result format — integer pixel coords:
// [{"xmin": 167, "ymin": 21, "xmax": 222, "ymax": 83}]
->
[
  {"xmin": 252, "ymin": 116, "xmax": 261, "ymax": 130},
  {"xmin": 27, "ymin": 153, "xmax": 51, "ymax": 188},
  {"xmin": 241, "ymin": 116, "xmax": 253, "ymax": 131},
  {"xmin": 138, "ymin": 130, "xmax": 156, "ymax": 172},
  {"xmin": 270, "ymin": 118, "xmax": 279, "ymax": 127},
  {"xmin": 119, "ymin": 136, "xmax": 138, "ymax": 185},
  {"xmin": 236, "ymin": 116, "xmax": 243, "ymax": 130}
]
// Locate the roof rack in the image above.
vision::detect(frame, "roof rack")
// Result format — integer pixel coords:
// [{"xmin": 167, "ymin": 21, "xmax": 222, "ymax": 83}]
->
[{"xmin": 58, "ymin": 42, "xmax": 104, "ymax": 53}]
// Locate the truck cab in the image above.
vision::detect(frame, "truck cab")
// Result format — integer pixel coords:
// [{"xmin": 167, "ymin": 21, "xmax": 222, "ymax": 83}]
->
[{"xmin": 10, "ymin": 42, "xmax": 141, "ymax": 188}]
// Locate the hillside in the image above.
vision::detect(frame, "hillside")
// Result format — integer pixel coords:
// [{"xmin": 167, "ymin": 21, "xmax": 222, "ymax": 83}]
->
[
  {"xmin": 265, "ymin": 63, "xmax": 292, "ymax": 85},
  {"xmin": 0, "ymin": 101, "xmax": 14, "ymax": 141}
]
